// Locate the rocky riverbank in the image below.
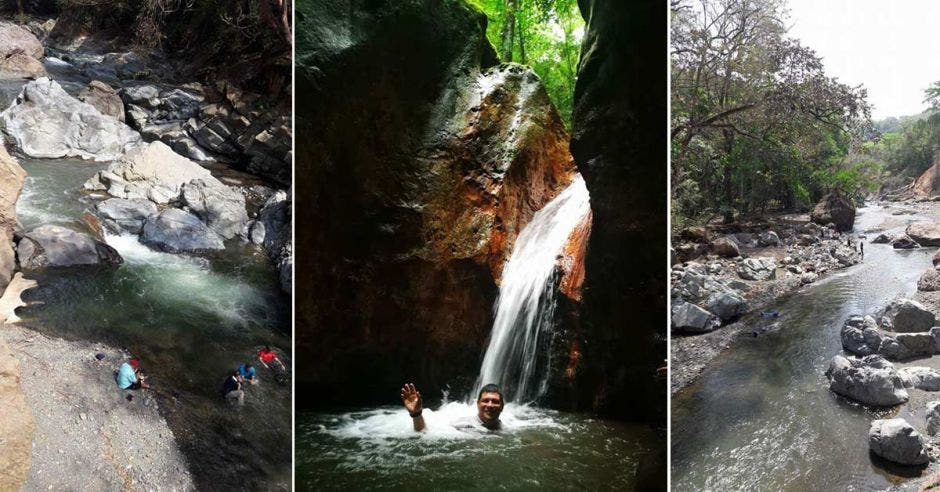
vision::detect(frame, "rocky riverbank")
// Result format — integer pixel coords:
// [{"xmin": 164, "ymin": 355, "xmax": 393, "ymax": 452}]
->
[
  {"xmin": 2, "ymin": 323, "xmax": 193, "ymax": 490},
  {"xmin": 671, "ymin": 212, "xmax": 863, "ymax": 392}
]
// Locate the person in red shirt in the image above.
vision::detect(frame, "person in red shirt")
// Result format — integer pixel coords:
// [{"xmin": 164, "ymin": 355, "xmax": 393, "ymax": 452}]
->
[{"xmin": 258, "ymin": 346, "xmax": 286, "ymax": 371}]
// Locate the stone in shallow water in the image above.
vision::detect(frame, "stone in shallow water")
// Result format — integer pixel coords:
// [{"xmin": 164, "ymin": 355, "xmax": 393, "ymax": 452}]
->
[
  {"xmin": 898, "ymin": 367, "xmax": 940, "ymax": 391},
  {"xmin": 826, "ymin": 354, "xmax": 908, "ymax": 406},
  {"xmin": 140, "ymin": 208, "xmax": 224, "ymax": 253},
  {"xmin": 16, "ymin": 225, "xmax": 123, "ymax": 269},
  {"xmin": 927, "ymin": 401, "xmax": 940, "ymax": 436},
  {"xmin": 881, "ymin": 299, "xmax": 935, "ymax": 333},
  {"xmin": 95, "ymin": 198, "xmax": 157, "ymax": 234},
  {"xmin": 868, "ymin": 418, "xmax": 929, "ymax": 465}
]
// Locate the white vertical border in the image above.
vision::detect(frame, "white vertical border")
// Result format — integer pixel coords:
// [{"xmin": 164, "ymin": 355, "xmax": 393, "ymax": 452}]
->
[
  {"xmin": 665, "ymin": 0, "xmax": 673, "ymax": 489},
  {"xmin": 290, "ymin": 0, "xmax": 297, "ymax": 488}
]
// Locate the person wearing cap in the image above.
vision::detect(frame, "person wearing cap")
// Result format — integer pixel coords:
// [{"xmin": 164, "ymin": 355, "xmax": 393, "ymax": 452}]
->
[{"xmin": 116, "ymin": 358, "xmax": 149, "ymax": 390}]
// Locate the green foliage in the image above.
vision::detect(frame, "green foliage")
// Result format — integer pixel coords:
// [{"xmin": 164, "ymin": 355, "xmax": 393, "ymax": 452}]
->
[
  {"xmin": 467, "ymin": 0, "xmax": 583, "ymax": 127},
  {"xmin": 671, "ymin": 0, "xmax": 873, "ymax": 226}
]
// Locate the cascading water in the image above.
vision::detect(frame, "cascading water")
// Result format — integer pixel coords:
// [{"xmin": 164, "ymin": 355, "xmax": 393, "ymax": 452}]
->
[{"xmin": 474, "ymin": 175, "xmax": 590, "ymax": 402}]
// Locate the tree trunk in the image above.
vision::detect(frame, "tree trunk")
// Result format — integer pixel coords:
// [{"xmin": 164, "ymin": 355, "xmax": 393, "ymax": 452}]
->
[
  {"xmin": 500, "ymin": 0, "xmax": 518, "ymax": 62},
  {"xmin": 516, "ymin": 5, "xmax": 526, "ymax": 64}
]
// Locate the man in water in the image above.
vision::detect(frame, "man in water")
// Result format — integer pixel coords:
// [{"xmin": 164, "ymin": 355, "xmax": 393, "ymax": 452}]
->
[
  {"xmin": 238, "ymin": 363, "xmax": 258, "ymax": 385},
  {"xmin": 116, "ymin": 358, "xmax": 149, "ymax": 390},
  {"xmin": 258, "ymin": 346, "xmax": 286, "ymax": 371},
  {"xmin": 222, "ymin": 369, "xmax": 244, "ymax": 406},
  {"xmin": 400, "ymin": 382, "xmax": 504, "ymax": 432}
]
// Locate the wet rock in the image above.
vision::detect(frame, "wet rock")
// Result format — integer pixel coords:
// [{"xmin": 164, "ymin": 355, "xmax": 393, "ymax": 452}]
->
[
  {"xmin": 898, "ymin": 367, "xmax": 940, "ymax": 391},
  {"xmin": 811, "ymin": 190, "xmax": 855, "ymax": 232},
  {"xmin": 927, "ymin": 402, "xmax": 940, "ymax": 436},
  {"xmin": 872, "ymin": 233, "xmax": 893, "ymax": 244},
  {"xmin": 1, "ymin": 78, "xmax": 140, "ymax": 161},
  {"xmin": 256, "ymin": 190, "xmax": 291, "ymax": 293},
  {"xmin": 881, "ymin": 299, "xmax": 935, "ymax": 333},
  {"xmin": 737, "ymin": 257, "xmax": 776, "ymax": 281},
  {"xmin": 869, "ymin": 418, "xmax": 929, "ymax": 465},
  {"xmin": 140, "ymin": 208, "xmax": 224, "ymax": 253},
  {"xmin": 78, "ymin": 81, "xmax": 124, "ymax": 122},
  {"xmin": 892, "ymin": 235, "xmax": 920, "ymax": 249},
  {"xmin": 800, "ymin": 272, "xmax": 818, "ymax": 284},
  {"xmin": 179, "ymin": 179, "xmax": 248, "ymax": 240},
  {"xmin": 918, "ymin": 268, "xmax": 940, "ymax": 292},
  {"xmin": 710, "ymin": 237, "xmax": 740, "ymax": 258},
  {"xmin": 827, "ymin": 354, "xmax": 909, "ymax": 406},
  {"xmin": 671, "ymin": 301, "xmax": 720, "ymax": 333},
  {"xmin": 0, "ymin": 145, "xmax": 25, "ymax": 290},
  {"xmin": 934, "ymin": 250, "xmax": 940, "ymax": 266},
  {"xmin": 16, "ymin": 225, "xmax": 123, "ymax": 269},
  {"xmin": 84, "ymin": 141, "xmax": 217, "ymax": 204},
  {"xmin": 94, "ymin": 198, "xmax": 157, "ymax": 234},
  {"xmin": 906, "ymin": 222, "xmax": 940, "ymax": 247}
]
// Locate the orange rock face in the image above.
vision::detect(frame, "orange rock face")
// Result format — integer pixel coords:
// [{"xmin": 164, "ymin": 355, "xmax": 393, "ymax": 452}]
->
[
  {"xmin": 558, "ymin": 210, "xmax": 592, "ymax": 301},
  {"xmin": 913, "ymin": 160, "xmax": 940, "ymax": 197}
]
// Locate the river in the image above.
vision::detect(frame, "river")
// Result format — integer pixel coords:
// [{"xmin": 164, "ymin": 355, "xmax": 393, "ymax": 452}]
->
[
  {"xmin": 672, "ymin": 204, "xmax": 937, "ymax": 490},
  {"xmin": 6, "ymin": 55, "xmax": 292, "ymax": 489}
]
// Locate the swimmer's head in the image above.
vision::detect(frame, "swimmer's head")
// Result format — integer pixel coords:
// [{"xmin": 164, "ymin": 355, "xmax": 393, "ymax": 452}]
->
[{"xmin": 476, "ymin": 384, "xmax": 504, "ymax": 428}]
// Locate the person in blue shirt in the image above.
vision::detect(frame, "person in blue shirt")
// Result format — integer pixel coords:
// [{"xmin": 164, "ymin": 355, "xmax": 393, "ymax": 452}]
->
[
  {"xmin": 116, "ymin": 358, "xmax": 149, "ymax": 390},
  {"xmin": 238, "ymin": 363, "xmax": 258, "ymax": 385}
]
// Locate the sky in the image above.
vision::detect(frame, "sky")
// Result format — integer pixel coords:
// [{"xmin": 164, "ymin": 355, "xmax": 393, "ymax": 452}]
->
[{"xmin": 786, "ymin": 0, "xmax": 940, "ymax": 120}]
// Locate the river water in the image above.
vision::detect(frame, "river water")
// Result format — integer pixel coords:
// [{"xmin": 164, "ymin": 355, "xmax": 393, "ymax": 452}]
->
[
  {"xmin": 13, "ymin": 144, "xmax": 291, "ymax": 487},
  {"xmin": 672, "ymin": 204, "xmax": 937, "ymax": 490}
]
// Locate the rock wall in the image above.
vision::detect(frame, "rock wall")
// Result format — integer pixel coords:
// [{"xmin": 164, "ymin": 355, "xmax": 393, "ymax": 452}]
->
[
  {"xmin": 0, "ymin": 335, "xmax": 33, "ymax": 490},
  {"xmin": 295, "ymin": 0, "xmax": 576, "ymax": 406},
  {"xmin": 563, "ymin": 0, "xmax": 667, "ymax": 422}
]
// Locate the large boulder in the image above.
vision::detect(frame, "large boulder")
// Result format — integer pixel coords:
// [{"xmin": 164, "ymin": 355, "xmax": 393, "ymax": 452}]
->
[
  {"xmin": 710, "ymin": 237, "xmax": 739, "ymax": 258},
  {"xmin": 737, "ymin": 257, "xmax": 776, "ymax": 281},
  {"xmin": 0, "ymin": 22, "xmax": 43, "ymax": 59},
  {"xmin": 881, "ymin": 299, "xmax": 935, "ymax": 333},
  {"xmin": 255, "ymin": 190, "xmax": 291, "ymax": 293},
  {"xmin": 94, "ymin": 198, "xmax": 158, "ymax": 234},
  {"xmin": 140, "ymin": 208, "xmax": 225, "ymax": 253},
  {"xmin": 868, "ymin": 418, "xmax": 929, "ymax": 465},
  {"xmin": 179, "ymin": 179, "xmax": 248, "ymax": 240},
  {"xmin": 704, "ymin": 289, "xmax": 747, "ymax": 321},
  {"xmin": 841, "ymin": 315, "xmax": 883, "ymax": 356},
  {"xmin": 84, "ymin": 141, "xmax": 217, "ymax": 204},
  {"xmin": 892, "ymin": 235, "xmax": 920, "ymax": 249},
  {"xmin": 671, "ymin": 301, "xmax": 720, "ymax": 333},
  {"xmin": 16, "ymin": 225, "xmax": 123, "ymax": 269},
  {"xmin": 78, "ymin": 80, "xmax": 125, "ymax": 122},
  {"xmin": 295, "ymin": 0, "xmax": 579, "ymax": 410},
  {"xmin": 1, "ymin": 78, "xmax": 140, "ymax": 161},
  {"xmin": 898, "ymin": 366, "xmax": 940, "ymax": 391},
  {"xmin": 906, "ymin": 222, "xmax": 940, "ymax": 247},
  {"xmin": 810, "ymin": 190, "xmax": 855, "ymax": 232},
  {"xmin": 826, "ymin": 354, "xmax": 909, "ymax": 406}
]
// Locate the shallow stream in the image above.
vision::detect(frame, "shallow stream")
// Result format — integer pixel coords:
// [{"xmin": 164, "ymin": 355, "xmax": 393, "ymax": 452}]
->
[{"xmin": 672, "ymin": 204, "xmax": 937, "ymax": 490}]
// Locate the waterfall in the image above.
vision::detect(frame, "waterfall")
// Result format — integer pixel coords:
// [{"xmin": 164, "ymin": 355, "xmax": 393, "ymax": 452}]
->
[{"xmin": 474, "ymin": 175, "xmax": 590, "ymax": 402}]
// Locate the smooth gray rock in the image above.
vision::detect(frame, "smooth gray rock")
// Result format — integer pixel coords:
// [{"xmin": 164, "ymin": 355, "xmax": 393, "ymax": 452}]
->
[
  {"xmin": 872, "ymin": 233, "xmax": 892, "ymax": 244},
  {"xmin": 140, "ymin": 208, "xmax": 224, "ymax": 253},
  {"xmin": 672, "ymin": 301, "xmax": 720, "ymax": 333},
  {"xmin": 826, "ymin": 355, "xmax": 909, "ymax": 406},
  {"xmin": 78, "ymin": 80, "xmax": 124, "ymax": 122},
  {"xmin": 892, "ymin": 235, "xmax": 920, "ymax": 249},
  {"xmin": 1, "ymin": 78, "xmax": 140, "ymax": 161},
  {"xmin": 710, "ymin": 237, "xmax": 739, "ymax": 258},
  {"xmin": 842, "ymin": 315, "xmax": 883, "ymax": 356},
  {"xmin": 704, "ymin": 289, "xmax": 747, "ymax": 321},
  {"xmin": 179, "ymin": 179, "xmax": 248, "ymax": 239},
  {"xmin": 16, "ymin": 225, "xmax": 123, "ymax": 269},
  {"xmin": 907, "ymin": 223, "xmax": 940, "ymax": 247},
  {"xmin": 882, "ymin": 299, "xmax": 935, "ymax": 333},
  {"xmin": 869, "ymin": 418, "xmax": 929, "ymax": 465},
  {"xmin": 257, "ymin": 190, "xmax": 291, "ymax": 293},
  {"xmin": 94, "ymin": 198, "xmax": 157, "ymax": 234}
]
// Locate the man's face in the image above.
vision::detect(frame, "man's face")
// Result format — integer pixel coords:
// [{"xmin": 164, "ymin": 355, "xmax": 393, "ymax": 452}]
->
[{"xmin": 477, "ymin": 391, "xmax": 504, "ymax": 425}]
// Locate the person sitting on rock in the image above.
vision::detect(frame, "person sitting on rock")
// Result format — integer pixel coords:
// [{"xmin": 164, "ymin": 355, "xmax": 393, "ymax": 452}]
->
[
  {"xmin": 258, "ymin": 346, "xmax": 286, "ymax": 371},
  {"xmin": 238, "ymin": 363, "xmax": 258, "ymax": 385},
  {"xmin": 401, "ymin": 382, "xmax": 504, "ymax": 432},
  {"xmin": 116, "ymin": 358, "xmax": 150, "ymax": 390},
  {"xmin": 222, "ymin": 370, "xmax": 244, "ymax": 406}
]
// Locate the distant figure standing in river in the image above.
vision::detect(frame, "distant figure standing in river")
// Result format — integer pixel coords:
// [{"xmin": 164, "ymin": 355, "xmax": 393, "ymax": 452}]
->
[{"xmin": 401, "ymin": 383, "xmax": 504, "ymax": 432}]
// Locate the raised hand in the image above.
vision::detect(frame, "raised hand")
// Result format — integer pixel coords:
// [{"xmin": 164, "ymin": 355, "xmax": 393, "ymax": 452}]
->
[{"xmin": 400, "ymin": 383, "xmax": 423, "ymax": 414}]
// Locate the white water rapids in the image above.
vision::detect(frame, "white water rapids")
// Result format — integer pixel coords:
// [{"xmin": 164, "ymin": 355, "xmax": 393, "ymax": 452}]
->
[{"xmin": 474, "ymin": 175, "xmax": 590, "ymax": 402}]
